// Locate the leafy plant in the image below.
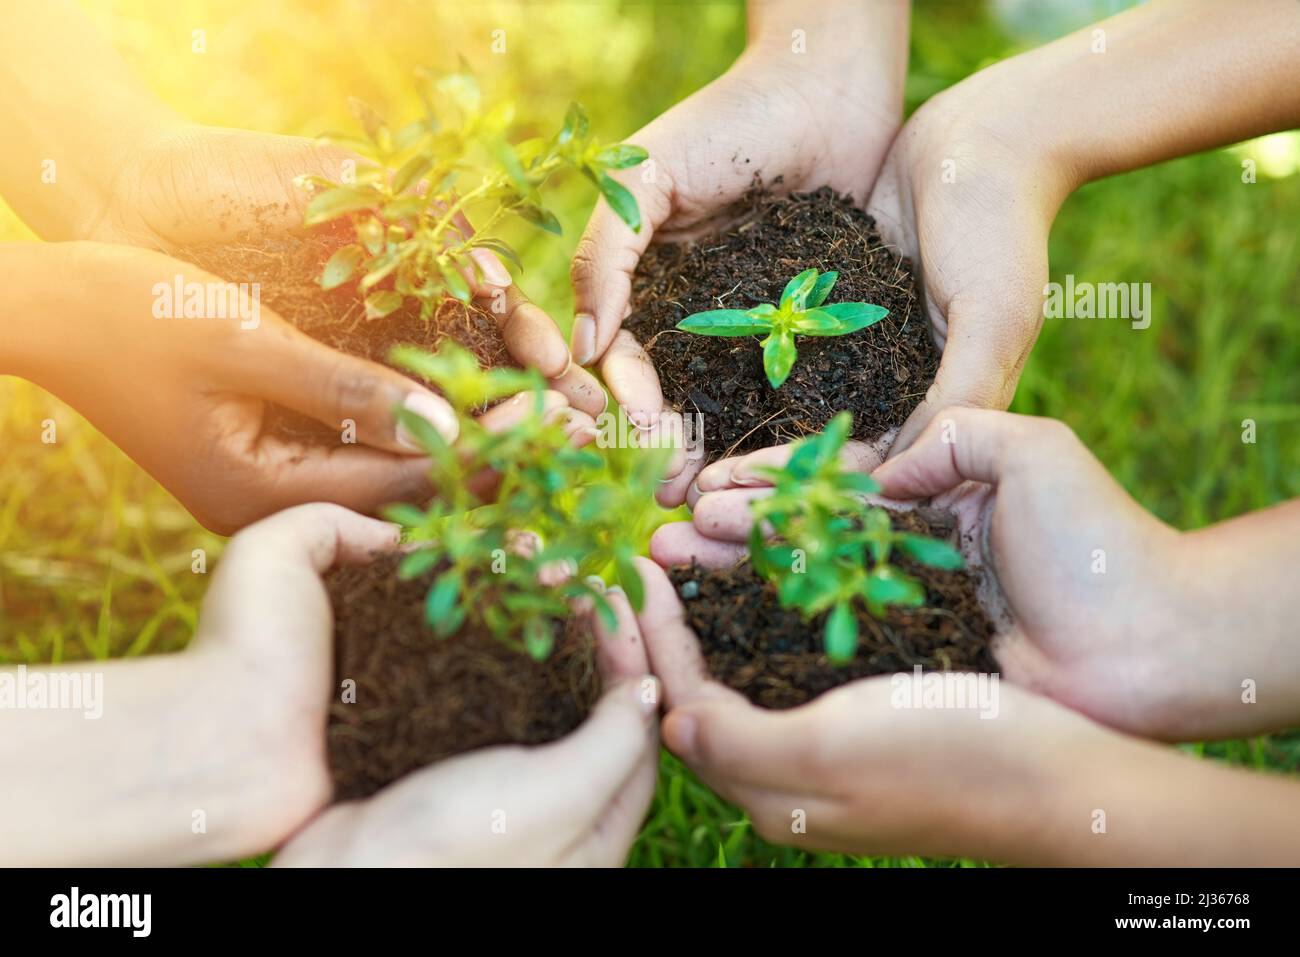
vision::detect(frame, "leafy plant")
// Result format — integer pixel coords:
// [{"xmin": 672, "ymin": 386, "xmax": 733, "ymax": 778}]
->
[
  {"xmin": 746, "ymin": 412, "xmax": 964, "ymax": 664},
  {"xmin": 676, "ymin": 268, "xmax": 888, "ymax": 389},
  {"xmin": 383, "ymin": 342, "xmax": 667, "ymax": 660},
  {"xmin": 297, "ymin": 67, "xmax": 646, "ymax": 320}
]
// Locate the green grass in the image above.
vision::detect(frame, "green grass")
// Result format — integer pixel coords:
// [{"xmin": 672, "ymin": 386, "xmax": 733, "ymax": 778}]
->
[{"xmin": 2, "ymin": 0, "xmax": 1298, "ymax": 867}]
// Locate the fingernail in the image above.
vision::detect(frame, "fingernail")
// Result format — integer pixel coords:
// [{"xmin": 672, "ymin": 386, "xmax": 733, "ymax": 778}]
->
[
  {"xmin": 731, "ymin": 470, "xmax": 767, "ymax": 487},
  {"xmin": 572, "ymin": 313, "xmax": 597, "ymax": 365},
  {"xmin": 628, "ymin": 411, "xmax": 655, "ymax": 431},
  {"xmin": 605, "ymin": 584, "xmax": 624, "ymax": 597},
  {"xmin": 397, "ymin": 392, "xmax": 459, "ymax": 449},
  {"xmin": 471, "ymin": 249, "xmax": 512, "ymax": 287},
  {"xmin": 584, "ymin": 575, "xmax": 607, "ymax": 593}
]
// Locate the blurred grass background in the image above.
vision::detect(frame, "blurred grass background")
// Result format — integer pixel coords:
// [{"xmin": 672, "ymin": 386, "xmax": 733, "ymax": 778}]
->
[{"xmin": 1, "ymin": 0, "xmax": 1297, "ymax": 867}]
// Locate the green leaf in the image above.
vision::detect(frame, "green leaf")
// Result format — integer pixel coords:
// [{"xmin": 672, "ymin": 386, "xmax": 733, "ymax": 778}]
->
[
  {"xmin": 592, "ymin": 143, "xmax": 648, "ymax": 169},
  {"xmin": 439, "ymin": 262, "xmax": 471, "ymax": 303},
  {"xmin": 590, "ymin": 592, "xmax": 618, "ymax": 633},
  {"xmin": 802, "ymin": 302, "xmax": 890, "ymax": 335},
  {"xmin": 364, "ymin": 289, "xmax": 404, "ymax": 319},
  {"xmin": 779, "ymin": 269, "xmax": 819, "ymax": 309},
  {"xmin": 394, "ymin": 405, "xmax": 450, "ymax": 457},
  {"xmin": 835, "ymin": 472, "xmax": 882, "ymax": 495},
  {"xmin": 469, "ymin": 236, "xmax": 522, "ymax": 271},
  {"xmin": 896, "ymin": 533, "xmax": 965, "ymax": 570},
  {"xmin": 596, "ymin": 172, "xmax": 641, "ymax": 233},
  {"xmin": 514, "ymin": 201, "xmax": 562, "ymax": 235},
  {"xmin": 807, "ymin": 270, "xmax": 839, "ymax": 307},
  {"xmin": 425, "ymin": 573, "xmax": 462, "ymax": 636},
  {"xmin": 614, "ymin": 549, "xmax": 645, "ymax": 610},
  {"xmin": 383, "ymin": 503, "xmax": 429, "ymax": 528},
  {"xmin": 676, "ymin": 309, "xmax": 773, "ymax": 337},
  {"xmin": 761, "ymin": 332, "xmax": 798, "ymax": 389},
  {"xmin": 824, "ymin": 602, "xmax": 858, "ymax": 664},
  {"xmin": 304, "ymin": 186, "xmax": 380, "ymax": 226},
  {"xmin": 863, "ymin": 568, "xmax": 926, "ymax": 609},
  {"xmin": 392, "ymin": 153, "xmax": 432, "ymax": 194},
  {"xmin": 320, "ymin": 244, "xmax": 364, "ymax": 290},
  {"xmin": 558, "ymin": 102, "xmax": 589, "ymax": 145},
  {"xmin": 523, "ymin": 619, "xmax": 555, "ymax": 661},
  {"xmin": 397, "ymin": 549, "xmax": 439, "ymax": 580}
]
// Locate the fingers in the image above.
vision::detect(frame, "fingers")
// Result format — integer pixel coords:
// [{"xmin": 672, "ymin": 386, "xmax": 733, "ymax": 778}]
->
[
  {"xmin": 548, "ymin": 362, "xmax": 609, "ymax": 419},
  {"xmin": 888, "ymin": 300, "xmax": 1033, "ymax": 457},
  {"xmin": 662, "ymin": 697, "xmax": 829, "ymax": 795},
  {"xmin": 872, "ymin": 406, "xmax": 1068, "ymax": 501},
  {"xmin": 649, "ymin": 521, "xmax": 748, "ymax": 569},
  {"xmin": 631, "ymin": 557, "xmax": 742, "ymax": 712},
  {"xmin": 482, "ymin": 283, "xmax": 574, "ymax": 384},
  {"xmin": 538, "ymin": 676, "xmax": 659, "ymax": 817},
  {"xmin": 230, "ymin": 437, "xmax": 435, "ymax": 530},
  {"xmin": 598, "ymin": 329, "xmax": 664, "ymax": 428},
  {"xmin": 589, "ymin": 583, "xmax": 651, "ymax": 682},
  {"xmin": 570, "ymin": 158, "xmax": 674, "ymax": 365},
  {"xmin": 696, "ymin": 436, "xmax": 888, "ymax": 494},
  {"xmin": 227, "ymin": 320, "xmax": 458, "ymax": 454},
  {"xmin": 198, "ymin": 503, "xmax": 398, "ymax": 640}
]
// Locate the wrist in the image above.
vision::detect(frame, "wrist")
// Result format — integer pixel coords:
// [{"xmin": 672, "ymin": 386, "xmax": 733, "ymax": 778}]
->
[{"xmin": 743, "ymin": 1, "xmax": 909, "ymax": 114}]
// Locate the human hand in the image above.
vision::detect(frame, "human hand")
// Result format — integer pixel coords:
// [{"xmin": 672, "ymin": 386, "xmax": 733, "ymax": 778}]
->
[
  {"xmin": 86, "ymin": 124, "xmax": 606, "ymax": 415},
  {"xmin": 568, "ymin": 2, "xmax": 909, "ymax": 501},
  {"xmin": 673, "ymin": 56, "xmax": 1080, "ymax": 519},
  {"xmin": 0, "ymin": 503, "xmax": 397, "ymax": 866},
  {"xmin": 275, "ymin": 584, "xmax": 659, "ymax": 867},
  {"xmin": 9, "ymin": 241, "xmax": 595, "ymax": 533},
  {"xmin": 629, "ymin": 555, "xmax": 1300, "ymax": 866},
  {"xmin": 656, "ymin": 405, "xmax": 1293, "ymax": 742}
]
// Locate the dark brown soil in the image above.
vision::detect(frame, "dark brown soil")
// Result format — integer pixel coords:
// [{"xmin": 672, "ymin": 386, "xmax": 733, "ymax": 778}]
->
[
  {"xmin": 668, "ymin": 509, "xmax": 996, "ymax": 709},
  {"xmin": 625, "ymin": 186, "xmax": 937, "ymax": 461},
  {"xmin": 176, "ymin": 217, "xmax": 509, "ymax": 443},
  {"xmin": 325, "ymin": 552, "xmax": 600, "ymax": 800}
]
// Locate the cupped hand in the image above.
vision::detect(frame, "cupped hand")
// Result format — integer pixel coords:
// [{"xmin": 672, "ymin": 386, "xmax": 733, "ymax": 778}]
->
[
  {"xmin": 30, "ymin": 241, "xmax": 596, "ymax": 533},
  {"xmin": 675, "ymin": 61, "xmax": 1079, "ymax": 523},
  {"xmin": 626, "ymin": 555, "xmax": 1123, "ymax": 863},
  {"xmin": 185, "ymin": 503, "xmax": 402, "ymax": 851},
  {"xmin": 569, "ymin": 37, "xmax": 906, "ymax": 502},
  {"xmin": 87, "ymin": 123, "xmax": 605, "ymax": 415},
  {"xmin": 655, "ymin": 405, "xmax": 1255, "ymax": 743},
  {"xmin": 275, "ymin": 584, "xmax": 660, "ymax": 867}
]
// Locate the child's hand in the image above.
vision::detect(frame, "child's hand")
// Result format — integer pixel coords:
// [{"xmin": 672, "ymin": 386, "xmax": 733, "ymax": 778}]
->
[
  {"xmin": 630, "ymin": 555, "xmax": 1300, "ymax": 866},
  {"xmin": 658, "ymin": 407, "xmax": 1300, "ymax": 743},
  {"xmin": 275, "ymin": 585, "xmax": 659, "ymax": 867}
]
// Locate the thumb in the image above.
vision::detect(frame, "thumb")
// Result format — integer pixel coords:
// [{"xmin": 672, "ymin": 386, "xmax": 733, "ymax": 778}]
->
[
  {"xmin": 889, "ymin": 289, "xmax": 1039, "ymax": 459},
  {"xmin": 535, "ymin": 676, "xmax": 659, "ymax": 812},
  {"xmin": 227, "ymin": 317, "xmax": 458, "ymax": 454},
  {"xmin": 872, "ymin": 406, "xmax": 1052, "ymax": 500},
  {"xmin": 569, "ymin": 140, "xmax": 675, "ymax": 366}
]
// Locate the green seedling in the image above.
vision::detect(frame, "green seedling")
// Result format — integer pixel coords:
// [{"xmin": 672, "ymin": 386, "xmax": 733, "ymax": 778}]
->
[
  {"xmin": 297, "ymin": 66, "xmax": 645, "ymax": 320},
  {"xmin": 747, "ymin": 412, "xmax": 964, "ymax": 664},
  {"xmin": 676, "ymin": 268, "xmax": 888, "ymax": 389},
  {"xmin": 382, "ymin": 341, "xmax": 667, "ymax": 660}
]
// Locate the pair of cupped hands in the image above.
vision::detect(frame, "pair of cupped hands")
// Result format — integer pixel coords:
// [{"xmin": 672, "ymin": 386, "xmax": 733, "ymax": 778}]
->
[{"xmin": 110, "ymin": 59, "xmax": 1271, "ymax": 866}]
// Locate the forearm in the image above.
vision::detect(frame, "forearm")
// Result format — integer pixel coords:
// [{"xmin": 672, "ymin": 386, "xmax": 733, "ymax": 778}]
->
[
  {"xmin": 0, "ymin": 650, "xmax": 310, "ymax": 866},
  {"xmin": 0, "ymin": 0, "xmax": 180, "ymax": 239},
  {"xmin": 1157, "ymin": 498, "xmax": 1300, "ymax": 736},
  {"xmin": 966, "ymin": 0, "xmax": 1300, "ymax": 190},
  {"xmin": 745, "ymin": 0, "xmax": 911, "ymax": 109},
  {"xmin": 1015, "ymin": 732, "xmax": 1300, "ymax": 866}
]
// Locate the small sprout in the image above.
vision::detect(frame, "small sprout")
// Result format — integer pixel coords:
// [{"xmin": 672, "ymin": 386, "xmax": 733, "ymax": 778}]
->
[
  {"xmin": 676, "ymin": 268, "xmax": 888, "ymax": 388},
  {"xmin": 746, "ymin": 412, "xmax": 964, "ymax": 664},
  {"xmin": 300, "ymin": 68, "xmax": 646, "ymax": 320},
  {"xmin": 382, "ymin": 342, "xmax": 668, "ymax": 660}
]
